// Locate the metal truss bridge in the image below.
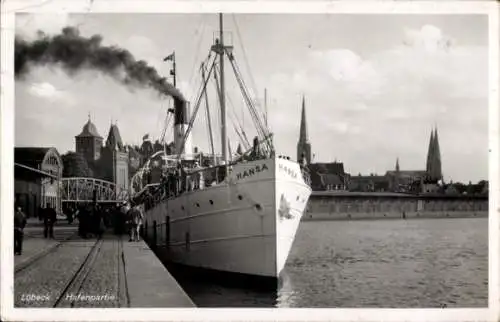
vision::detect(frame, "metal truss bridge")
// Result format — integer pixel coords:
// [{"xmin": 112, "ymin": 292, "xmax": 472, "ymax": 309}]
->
[{"xmin": 61, "ymin": 177, "xmax": 129, "ymax": 203}]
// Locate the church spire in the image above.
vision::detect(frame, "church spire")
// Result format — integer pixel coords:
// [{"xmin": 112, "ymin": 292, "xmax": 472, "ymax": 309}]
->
[
  {"xmin": 432, "ymin": 126, "xmax": 442, "ymax": 181},
  {"xmin": 297, "ymin": 95, "xmax": 312, "ymax": 164},
  {"xmin": 426, "ymin": 128, "xmax": 434, "ymax": 173},
  {"xmin": 395, "ymin": 157, "xmax": 400, "ymax": 172},
  {"xmin": 299, "ymin": 95, "xmax": 309, "ymax": 143}
]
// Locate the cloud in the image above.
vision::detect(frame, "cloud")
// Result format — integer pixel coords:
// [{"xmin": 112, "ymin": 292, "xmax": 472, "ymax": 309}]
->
[
  {"xmin": 403, "ymin": 25, "xmax": 453, "ymax": 53},
  {"xmin": 13, "ymin": 16, "xmax": 488, "ymax": 183},
  {"xmin": 264, "ymin": 24, "xmax": 487, "ymax": 181},
  {"xmin": 28, "ymin": 82, "xmax": 63, "ymax": 98}
]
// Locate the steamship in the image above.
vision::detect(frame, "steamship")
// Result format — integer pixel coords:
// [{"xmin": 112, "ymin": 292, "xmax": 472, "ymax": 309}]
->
[{"xmin": 132, "ymin": 14, "xmax": 311, "ymax": 283}]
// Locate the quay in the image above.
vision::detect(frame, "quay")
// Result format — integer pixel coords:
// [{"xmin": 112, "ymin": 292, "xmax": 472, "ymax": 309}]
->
[
  {"xmin": 14, "ymin": 218, "xmax": 195, "ymax": 308},
  {"xmin": 303, "ymin": 191, "xmax": 488, "ymax": 221}
]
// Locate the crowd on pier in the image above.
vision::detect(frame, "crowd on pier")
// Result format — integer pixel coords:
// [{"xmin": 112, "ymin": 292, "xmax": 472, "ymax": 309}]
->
[{"xmin": 64, "ymin": 202, "xmax": 144, "ymax": 242}]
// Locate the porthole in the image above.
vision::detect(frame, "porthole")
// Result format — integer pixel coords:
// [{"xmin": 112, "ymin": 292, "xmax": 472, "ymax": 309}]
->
[
  {"xmin": 181, "ymin": 206, "xmax": 185, "ymax": 211},
  {"xmin": 238, "ymin": 195, "xmax": 243, "ymax": 200},
  {"xmin": 209, "ymin": 200, "xmax": 214, "ymax": 205},
  {"xmin": 255, "ymin": 204, "xmax": 262, "ymax": 211},
  {"xmin": 195, "ymin": 203, "xmax": 200, "ymax": 207}
]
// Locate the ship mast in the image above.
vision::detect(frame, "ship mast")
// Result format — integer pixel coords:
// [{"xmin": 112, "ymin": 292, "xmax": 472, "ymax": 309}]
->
[
  {"xmin": 219, "ymin": 13, "xmax": 228, "ymax": 166},
  {"xmin": 264, "ymin": 88, "xmax": 268, "ymax": 129}
]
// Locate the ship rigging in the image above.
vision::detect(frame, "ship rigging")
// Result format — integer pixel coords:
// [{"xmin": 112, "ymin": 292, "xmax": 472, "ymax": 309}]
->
[{"xmin": 130, "ymin": 13, "xmax": 311, "ymax": 282}]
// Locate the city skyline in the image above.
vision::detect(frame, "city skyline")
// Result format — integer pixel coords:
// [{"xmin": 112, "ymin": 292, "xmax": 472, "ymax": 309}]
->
[{"xmin": 14, "ymin": 13, "xmax": 488, "ymax": 183}]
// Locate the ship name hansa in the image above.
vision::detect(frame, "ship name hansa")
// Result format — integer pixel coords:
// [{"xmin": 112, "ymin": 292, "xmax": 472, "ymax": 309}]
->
[{"xmin": 236, "ymin": 163, "xmax": 269, "ymax": 180}]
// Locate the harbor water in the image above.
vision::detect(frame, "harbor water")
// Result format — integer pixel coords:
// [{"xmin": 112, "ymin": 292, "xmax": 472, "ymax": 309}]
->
[{"xmin": 173, "ymin": 217, "xmax": 488, "ymax": 308}]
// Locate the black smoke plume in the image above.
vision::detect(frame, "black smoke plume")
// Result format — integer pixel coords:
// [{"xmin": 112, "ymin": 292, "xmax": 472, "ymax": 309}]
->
[{"xmin": 15, "ymin": 27, "xmax": 184, "ymax": 100}]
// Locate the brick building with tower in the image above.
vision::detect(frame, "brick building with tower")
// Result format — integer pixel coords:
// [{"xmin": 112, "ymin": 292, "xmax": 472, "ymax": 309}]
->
[{"xmin": 75, "ymin": 116, "xmax": 129, "ymax": 193}]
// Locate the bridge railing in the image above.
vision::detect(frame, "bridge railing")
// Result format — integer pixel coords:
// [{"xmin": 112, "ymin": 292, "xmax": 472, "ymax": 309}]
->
[{"xmin": 60, "ymin": 177, "xmax": 129, "ymax": 203}]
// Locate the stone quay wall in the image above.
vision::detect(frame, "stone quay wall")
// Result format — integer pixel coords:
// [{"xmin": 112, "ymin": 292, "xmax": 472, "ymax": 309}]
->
[{"xmin": 303, "ymin": 191, "xmax": 488, "ymax": 221}]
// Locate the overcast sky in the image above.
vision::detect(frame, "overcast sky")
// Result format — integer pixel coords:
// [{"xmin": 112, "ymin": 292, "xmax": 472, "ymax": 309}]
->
[{"xmin": 14, "ymin": 13, "xmax": 488, "ymax": 183}]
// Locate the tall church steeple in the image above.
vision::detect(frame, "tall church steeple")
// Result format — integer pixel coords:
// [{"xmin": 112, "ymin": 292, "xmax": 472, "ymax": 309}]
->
[
  {"xmin": 426, "ymin": 128, "xmax": 434, "ymax": 174},
  {"xmin": 395, "ymin": 157, "xmax": 400, "ymax": 172},
  {"xmin": 299, "ymin": 96, "xmax": 308, "ymax": 143},
  {"xmin": 297, "ymin": 95, "xmax": 312, "ymax": 164},
  {"xmin": 431, "ymin": 126, "xmax": 442, "ymax": 181},
  {"xmin": 425, "ymin": 126, "xmax": 443, "ymax": 182}
]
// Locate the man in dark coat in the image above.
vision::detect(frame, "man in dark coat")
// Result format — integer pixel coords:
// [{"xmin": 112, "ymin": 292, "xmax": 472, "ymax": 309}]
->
[
  {"xmin": 44, "ymin": 203, "xmax": 57, "ymax": 239},
  {"xmin": 14, "ymin": 206, "xmax": 27, "ymax": 255},
  {"xmin": 78, "ymin": 204, "xmax": 88, "ymax": 238},
  {"xmin": 38, "ymin": 206, "xmax": 44, "ymax": 221}
]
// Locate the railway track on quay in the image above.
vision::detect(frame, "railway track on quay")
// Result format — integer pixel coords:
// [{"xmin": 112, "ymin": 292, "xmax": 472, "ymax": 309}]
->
[
  {"xmin": 52, "ymin": 239, "xmax": 104, "ymax": 307},
  {"xmin": 14, "ymin": 235, "xmax": 130, "ymax": 308},
  {"xmin": 14, "ymin": 232, "xmax": 78, "ymax": 274}
]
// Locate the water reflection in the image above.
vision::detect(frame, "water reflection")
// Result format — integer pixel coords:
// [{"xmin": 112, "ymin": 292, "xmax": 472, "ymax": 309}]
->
[{"xmin": 169, "ymin": 218, "xmax": 488, "ymax": 308}]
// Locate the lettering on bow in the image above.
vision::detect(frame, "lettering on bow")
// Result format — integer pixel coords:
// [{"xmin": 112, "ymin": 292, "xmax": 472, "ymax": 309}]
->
[
  {"xmin": 236, "ymin": 164, "xmax": 269, "ymax": 180},
  {"xmin": 278, "ymin": 164, "xmax": 298, "ymax": 179}
]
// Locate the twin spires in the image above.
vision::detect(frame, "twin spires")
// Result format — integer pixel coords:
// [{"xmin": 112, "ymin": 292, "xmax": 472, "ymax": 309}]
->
[{"xmin": 426, "ymin": 126, "xmax": 443, "ymax": 182}]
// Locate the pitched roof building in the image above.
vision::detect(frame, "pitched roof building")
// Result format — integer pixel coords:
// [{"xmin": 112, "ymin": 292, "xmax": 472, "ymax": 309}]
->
[{"xmin": 14, "ymin": 147, "xmax": 63, "ymax": 216}]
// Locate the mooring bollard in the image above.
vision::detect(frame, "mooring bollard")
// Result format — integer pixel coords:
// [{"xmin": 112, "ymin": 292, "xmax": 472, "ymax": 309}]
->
[
  {"xmin": 153, "ymin": 220, "xmax": 157, "ymax": 249},
  {"xmin": 166, "ymin": 215, "xmax": 170, "ymax": 248}
]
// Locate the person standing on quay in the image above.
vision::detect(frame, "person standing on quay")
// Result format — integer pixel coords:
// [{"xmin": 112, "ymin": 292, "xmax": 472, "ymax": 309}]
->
[
  {"xmin": 129, "ymin": 204, "xmax": 144, "ymax": 242},
  {"xmin": 14, "ymin": 206, "xmax": 27, "ymax": 255},
  {"xmin": 38, "ymin": 205, "xmax": 44, "ymax": 222},
  {"xmin": 78, "ymin": 204, "xmax": 89, "ymax": 238},
  {"xmin": 43, "ymin": 203, "xmax": 57, "ymax": 239}
]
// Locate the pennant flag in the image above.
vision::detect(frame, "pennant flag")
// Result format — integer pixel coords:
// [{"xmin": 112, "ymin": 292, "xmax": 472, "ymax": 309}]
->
[{"xmin": 163, "ymin": 52, "xmax": 175, "ymax": 61}]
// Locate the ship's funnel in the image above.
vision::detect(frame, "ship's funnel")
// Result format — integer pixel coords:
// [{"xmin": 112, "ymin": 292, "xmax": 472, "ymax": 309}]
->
[{"xmin": 173, "ymin": 97, "xmax": 192, "ymax": 159}]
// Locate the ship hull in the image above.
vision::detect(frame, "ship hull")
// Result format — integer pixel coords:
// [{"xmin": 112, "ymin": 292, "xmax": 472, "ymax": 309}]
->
[{"xmin": 143, "ymin": 157, "xmax": 311, "ymax": 279}]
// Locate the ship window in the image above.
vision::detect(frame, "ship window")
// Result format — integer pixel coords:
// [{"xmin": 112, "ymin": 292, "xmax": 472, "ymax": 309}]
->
[
  {"xmin": 255, "ymin": 204, "xmax": 262, "ymax": 211},
  {"xmin": 181, "ymin": 206, "xmax": 185, "ymax": 211},
  {"xmin": 238, "ymin": 195, "xmax": 243, "ymax": 200},
  {"xmin": 209, "ymin": 200, "xmax": 214, "ymax": 205},
  {"xmin": 195, "ymin": 203, "xmax": 200, "ymax": 207}
]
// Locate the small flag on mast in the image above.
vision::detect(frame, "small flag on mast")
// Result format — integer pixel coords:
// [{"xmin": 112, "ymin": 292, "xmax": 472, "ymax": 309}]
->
[{"xmin": 163, "ymin": 52, "xmax": 175, "ymax": 61}]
